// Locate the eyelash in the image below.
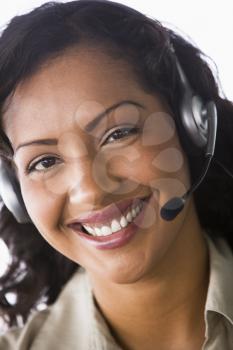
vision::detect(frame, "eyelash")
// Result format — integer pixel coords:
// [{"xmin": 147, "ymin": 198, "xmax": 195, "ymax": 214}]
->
[
  {"xmin": 26, "ymin": 156, "xmax": 61, "ymax": 174},
  {"xmin": 102, "ymin": 126, "xmax": 139, "ymax": 144},
  {"xmin": 26, "ymin": 126, "xmax": 139, "ymax": 174}
]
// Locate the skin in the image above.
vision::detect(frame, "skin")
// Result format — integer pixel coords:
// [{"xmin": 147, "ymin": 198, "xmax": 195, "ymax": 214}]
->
[{"xmin": 3, "ymin": 47, "xmax": 209, "ymax": 349}]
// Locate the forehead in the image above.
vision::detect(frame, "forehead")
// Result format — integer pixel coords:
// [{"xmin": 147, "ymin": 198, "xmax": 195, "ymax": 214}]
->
[{"xmin": 3, "ymin": 47, "xmax": 146, "ymax": 145}]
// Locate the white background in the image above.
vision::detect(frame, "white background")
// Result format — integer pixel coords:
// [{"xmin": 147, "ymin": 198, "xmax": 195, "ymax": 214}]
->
[{"xmin": 0, "ymin": 0, "xmax": 233, "ymax": 272}]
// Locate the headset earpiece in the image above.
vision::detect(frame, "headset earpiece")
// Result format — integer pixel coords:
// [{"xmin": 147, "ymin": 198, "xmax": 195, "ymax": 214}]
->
[
  {"xmin": 173, "ymin": 53, "xmax": 209, "ymax": 150},
  {"xmin": 0, "ymin": 158, "xmax": 31, "ymax": 223}
]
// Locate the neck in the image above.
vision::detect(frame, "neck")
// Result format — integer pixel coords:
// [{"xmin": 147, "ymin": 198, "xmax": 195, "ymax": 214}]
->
[{"xmin": 88, "ymin": 199, "xmax": 210, "ymax": 350}]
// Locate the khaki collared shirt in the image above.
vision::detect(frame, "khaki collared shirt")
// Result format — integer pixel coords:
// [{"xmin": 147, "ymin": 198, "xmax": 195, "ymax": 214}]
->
[{"xmin": 1, "ymin": 234, "xmax": 233, "ymax": 349}]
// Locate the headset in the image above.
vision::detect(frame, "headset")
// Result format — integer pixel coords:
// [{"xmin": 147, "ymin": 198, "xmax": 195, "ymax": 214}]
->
[
  {"xmin": 0, "ymin": 44, "xmax": 231, "ymax": 224},
  {"xmin": 160, "ymin": 45, "xmax": 218, "ymax": 220}
]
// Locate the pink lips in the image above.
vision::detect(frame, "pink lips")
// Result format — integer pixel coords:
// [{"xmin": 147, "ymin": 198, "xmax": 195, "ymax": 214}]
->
[
  {"xmin": 66, "ymin": 195, "xmax": 149, "ymax": 226},
  {"xmin": 67, "ymin": 194, "xmax": 153, "ymax": 250}
]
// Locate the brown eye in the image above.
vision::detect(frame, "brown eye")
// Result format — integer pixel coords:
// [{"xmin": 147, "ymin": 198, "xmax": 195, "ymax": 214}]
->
[
  {"xmin": 104, "ymin": 127, "xmax": 139, "ymax": 144},
  {"xmin": 27, "ymin": 156, "xmax": 61, "ymax": 174}
]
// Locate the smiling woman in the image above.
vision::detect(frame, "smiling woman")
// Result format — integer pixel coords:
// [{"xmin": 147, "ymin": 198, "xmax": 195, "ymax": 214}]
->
[{"xmin": 0, "ymin": 1, "xmax": 233, "ymax": 350}]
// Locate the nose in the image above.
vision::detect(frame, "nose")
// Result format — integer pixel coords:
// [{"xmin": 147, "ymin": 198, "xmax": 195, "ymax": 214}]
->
[
  {"xmin": 65, "ymin": 149, "xmax": 141, "ymax": 217},
  {"xmin": 67, "ymin": 156, "xmax": 120, "ymax": 207}
]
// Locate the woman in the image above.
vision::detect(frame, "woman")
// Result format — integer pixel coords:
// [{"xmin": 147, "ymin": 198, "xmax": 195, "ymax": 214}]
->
[{"xmin": 0, "ymin": 1, "xmax": 233, "ymax": 349}]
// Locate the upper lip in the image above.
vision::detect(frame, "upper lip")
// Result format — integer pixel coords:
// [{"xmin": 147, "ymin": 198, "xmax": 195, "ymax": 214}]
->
[{"xmin": 66, "ymin": 195, "xmax": 150, "ymax": 227}]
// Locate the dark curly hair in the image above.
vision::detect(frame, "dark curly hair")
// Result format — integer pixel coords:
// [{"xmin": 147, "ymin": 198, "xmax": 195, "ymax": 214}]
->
[{"xmin": 0, "ymin": 0, "xmax": 233, "ymax": 328}]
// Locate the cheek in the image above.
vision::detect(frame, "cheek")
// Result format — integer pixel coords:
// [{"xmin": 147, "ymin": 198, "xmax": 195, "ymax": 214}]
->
[
  {"xmin": 21, "ymin": 179, "xmax": 78, "ymax": 259},
  {"xmin": 107, "ymin": 138, "xmax": 190, "ymax": 200},
  {"xmin": 20, "ymin": 179, "xmax": 63, "ymax": 234}
]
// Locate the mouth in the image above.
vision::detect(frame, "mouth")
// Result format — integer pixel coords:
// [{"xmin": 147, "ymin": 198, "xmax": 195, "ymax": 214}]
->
[
  {"xmin": 67, "ymin": 194, "xmax": 153, "ymax": 250},
  {"xmin": 67, "ymin": 195, "xmax": 151, "ymax": 238}
]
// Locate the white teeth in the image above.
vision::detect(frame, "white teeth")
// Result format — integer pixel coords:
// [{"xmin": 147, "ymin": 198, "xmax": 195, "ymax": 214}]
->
[
  {"xmin": 111, "ymin": 219, "xmax": 121, "ymax": 233},
  {"xmin": 136, "ymin": 205, "xmax": 141, "ymax": 215},
  {"xmin": 83, "ymin": 225, "xmax": 96, "ymax": 235},
  {"xmin": 126, "ymin": 211, "xmax": 133, "ymax": 222},
  {"xmin": 120, "ymin": 216, "xmax": 128, "ymax": 228},
  {"xmin": 131, "ymin": 208, "xmax": 137, "ymax": 218},
  {"xmin": 94, "ymin": 227, "xmax": 102, "ymax": 236},
  {"xmin": 82, "ymin": 202, "xmax": 144, "ymax": 236},
  {"xmin": 100, "ymin": 225, "xmax": 112, "ymax": 236}
]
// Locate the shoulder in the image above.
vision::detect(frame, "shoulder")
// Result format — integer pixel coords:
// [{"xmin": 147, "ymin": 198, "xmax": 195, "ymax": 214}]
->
[
  {"xmin": 0, "ymin": 267, "xmax": 86, "ymax": 350},
  {"xmin": 204, "ymin": 232, "xmax": 233, "ymax": 330},
  {"xmin": 0, "ymin": 308, "xmax": 50, "ymax": 350},
  {"xmin": 205, "ymin": 232, "xmax": 233, "ymax": 261}
]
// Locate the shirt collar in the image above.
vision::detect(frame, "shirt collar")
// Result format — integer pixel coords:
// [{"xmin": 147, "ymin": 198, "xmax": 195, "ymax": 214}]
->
[{"xmin": 204, "ymin": 232, "xmax": 233, "ymax": 325}]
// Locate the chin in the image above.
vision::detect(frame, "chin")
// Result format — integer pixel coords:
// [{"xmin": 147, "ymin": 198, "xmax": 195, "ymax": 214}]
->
[{"xmin": 100, "ymin": 254, "xmax": 152, "ymax": 285}]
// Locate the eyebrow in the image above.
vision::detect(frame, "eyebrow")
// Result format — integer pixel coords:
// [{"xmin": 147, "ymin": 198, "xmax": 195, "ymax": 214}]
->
[{"xmin": 15, "ymin": 100, "xmax": 145, "ymax": 153}]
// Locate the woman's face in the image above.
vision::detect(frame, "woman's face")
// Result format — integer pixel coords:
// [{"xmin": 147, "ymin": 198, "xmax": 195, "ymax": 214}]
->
[{"xmin": 3, "ymin": 48, "xmax": 194, "ymax": 284}]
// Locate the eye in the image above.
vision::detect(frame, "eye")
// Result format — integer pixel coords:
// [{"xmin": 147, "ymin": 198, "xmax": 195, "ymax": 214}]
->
[
  {"xmin": 26, "ymin": 156, "xmax": 62, "ymax": 174},
  {"xmin": 103, "ymin": 126, "xmax": 140, "ymax": 145}
]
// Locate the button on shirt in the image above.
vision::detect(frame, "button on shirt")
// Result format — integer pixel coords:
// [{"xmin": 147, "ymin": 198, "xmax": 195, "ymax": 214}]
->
[{"xmin": 0, "ymin": 234, "xmax": 233, "ymax": 349}]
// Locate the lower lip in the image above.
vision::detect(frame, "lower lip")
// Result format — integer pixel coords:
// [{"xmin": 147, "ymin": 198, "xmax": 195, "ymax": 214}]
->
[{"xmin": 70, "ymin": 195, "xmax": 153, "ymax": 250}]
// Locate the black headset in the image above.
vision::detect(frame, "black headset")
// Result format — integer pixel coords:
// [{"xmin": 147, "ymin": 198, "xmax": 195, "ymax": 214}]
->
[
  {"xmin": 0, "ymin": 44, "xmax": 220, "ymax": 224},
  {"xmin": 160, "ymin": 45, "xmax": 218, "ymax": 220}
]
